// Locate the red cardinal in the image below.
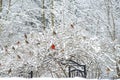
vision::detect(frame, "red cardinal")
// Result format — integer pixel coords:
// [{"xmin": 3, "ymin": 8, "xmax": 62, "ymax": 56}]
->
[{"xmin": 50, "ymin": 44, "xmax": 55, "ymax": 50}]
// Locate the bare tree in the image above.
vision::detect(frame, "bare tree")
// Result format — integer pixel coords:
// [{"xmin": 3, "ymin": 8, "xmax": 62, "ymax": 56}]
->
[
  {"xmin": 105, "ymin": 0, "xmax": 116, "ymax": 41},
  {"xmin": 0, "ymin": 0, "xmax": 2, "ymax": 12},
  {"xmin": 42, "ymin": 0, "xmax": 46, "ymax": 30},
  {"xmin": 51, "ymin": 0, "xmax": 54, "ymax": 32}
]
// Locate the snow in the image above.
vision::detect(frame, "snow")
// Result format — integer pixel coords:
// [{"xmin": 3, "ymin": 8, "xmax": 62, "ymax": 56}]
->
[
  {"xmin": 0, "ymin": 77, "xmax": 120, "ymax": 80},
  {"xmin": 0, "ymin": 0, "xmax": 120, "ymax": 79},
  {"xmin": 0, "ymin": 78, "xmax": 86, "ymax": 80}
]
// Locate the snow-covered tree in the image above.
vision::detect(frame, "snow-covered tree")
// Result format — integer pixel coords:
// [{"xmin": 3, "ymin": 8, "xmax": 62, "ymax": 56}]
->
[{"xmin": 0, "ymin": 0, "xmax": 119, "ymax": 79}]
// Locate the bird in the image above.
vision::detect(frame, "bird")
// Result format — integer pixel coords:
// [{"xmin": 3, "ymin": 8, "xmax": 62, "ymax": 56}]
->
[
  {"xmin": 36, "ymin": 43, "xmax": 40, "ymax": 45},
  {"xmin": 24, "ymin": 34, "xmax": 27, "ymax": 39},
  {"xmin": 70, "ymin": 24, "xmax": 74, "ymax": 28},
  {"xmin": 8, "ymin": 68, "xmax": 12, "ymax": 74},
  {"xmin": 25, "ymin": 40, "xmax": 29, "ymax": 44},
  {"xmin": 4, "ymin": 45, "xmax": 8, "ymax": 48},
  {"xmin": 5, "ymin": 49, "xmax": 8, "ymax": 52},
  {"xmin": 16, "ymin": 41, "xmax": 20, "ymax": 45},
  {"xmin": 12, "ymin": 46, "xmax": 15, "ymax": 50},
  {"xmin": 106, "ymin": 67, "xmax": 110, "ymax": 74},
  {"xmin": 17, "ymin": 55, "xmax": 21, "ymax": 59},
  {"xmin": 50, "ymin": 44, "xmax": 55, "ymax": 50},
  {"xmin": 53, "ymin": 31, "xmax": 56, "ymax": 35},
  {"xmin": 60, "ymin": 49, "xmax": 64, "ymax": 52}
]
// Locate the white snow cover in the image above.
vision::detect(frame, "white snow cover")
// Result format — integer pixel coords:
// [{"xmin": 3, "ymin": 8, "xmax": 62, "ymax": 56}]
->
[
  {"xmin": 0, "ymin": 77, "xmax": 120, "ymax": 80},
  {"xmin": 0, "ymin": 0, "xmax": 120, "ymax": 79},
  {"xmin": 0, "ymin": 78, "xmax": 86, "ymax": 80}
]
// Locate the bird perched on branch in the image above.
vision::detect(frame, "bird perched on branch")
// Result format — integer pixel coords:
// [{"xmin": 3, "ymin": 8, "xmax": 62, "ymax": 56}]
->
[
  {"xmin": 53, "ymin": 31, "xmax": 56, "ymax": 35},
  {"xmin": 24, "ymin": 33, "xmax": 27, "ymax": 39},
  {"xmin": 8, "ymin": 68, "xmax": 12, "ymax": 74},
  {"xmin": 16, "ymin": 41, "xmax": 20, "ymax": 45},
  {"xmin": 12, "ymin": 46, "xmax": 15, "ymax": 50},
  {"xmin": 25, "ymin": 40, "xmax": 29, "ymax": 44},
  {"xmin": 50, "ymin": 44, "xmax": 55, "ymax": 50},
  {"xmin": 70, "ymin": 24, "xmax": 74, "ymax": 28}
]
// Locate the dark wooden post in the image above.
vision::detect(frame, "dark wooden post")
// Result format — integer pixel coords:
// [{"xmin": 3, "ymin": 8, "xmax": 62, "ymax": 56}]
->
[
  {"xmin": 84, "ymin": 65, "xmax": 87, "ymax": 78},
  {"xmin": 29, "ymin": 71, "xmax": 33, "ymax": 78},
  {"xmin": 68, "ymin": 66, "xmax": 71, "ymax": 77}
]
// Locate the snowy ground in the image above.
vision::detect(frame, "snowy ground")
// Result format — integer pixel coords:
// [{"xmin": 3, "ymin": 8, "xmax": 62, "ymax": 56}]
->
[
  {"xmin": 0, "ymin": 78, "xmax": 86, "ymax": 80},
  {"xmin": 0, "ymin": 77, "xmax": 103, "ymax": 80},
  {"xmin": 0, "ymin": 78, "xmax": 120, "ymax": 80}
]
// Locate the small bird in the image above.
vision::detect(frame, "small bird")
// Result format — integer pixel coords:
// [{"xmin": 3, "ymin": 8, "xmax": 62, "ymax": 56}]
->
[
  {"xmin": 53, "ymin": 31, "xmax": 56, "ymax": 35},
  {"xmin": 70, "ymin": 24, "xmax": 74, "ymax": 28},
  {"xmin": 8, "ymin": 68, "xmax": 12, "ymax": 74},
  {"xmin": 24, "ymin": 34, "xmax": 27, "ymax": 39},
  {"xmin": 36, "ymin": 43, "xmax": 40, "ymax": 45},
  {"xmin": 5, "ymin": 49, "xmax": 8, "ymax": 52},
  {"xmin": 4, "ymin": 45, "xmax": 8, "ymax": 48},
  {"xmin": 50, "ymin": 44, "xmax": 55, "ymax": 50},
  {"xmin": 4, "ymin": 45, "xmax": 8, "ymax": 52},
  {"xmin": 16, "ymin": 41, "xmax": 20, "ymax": 45},
  {"xmin": 60, "ymin": 49, "xmax": 64, "ymax": 52},
  {"xmin": 106, "ymin": 68, "xmax": 110, "ymax": 74},
  {"xmin": 17, "ymin": 55, "xmax": 21, "ymax": 59},
  {"xmin": 12, "ymin": 46, "xmax": 15, "ymax": 50},
  {"xmin": 25, "ymin": 40, "xmax": 29, "ymax": 44}
]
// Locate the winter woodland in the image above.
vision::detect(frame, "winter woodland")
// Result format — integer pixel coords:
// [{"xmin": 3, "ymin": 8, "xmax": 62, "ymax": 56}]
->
[{"xmin": 0, "ymin": 0, "xmax": 120, "ymax": 79}]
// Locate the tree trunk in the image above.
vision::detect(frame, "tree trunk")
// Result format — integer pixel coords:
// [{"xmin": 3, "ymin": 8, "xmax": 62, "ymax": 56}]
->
[
  {"xmin": 42, "ymin": 0, "xmax": 46, "ymax": 30},
  {"xmin": 0, "ymin": 0, "xmax": 2, "ymax": 12}
]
